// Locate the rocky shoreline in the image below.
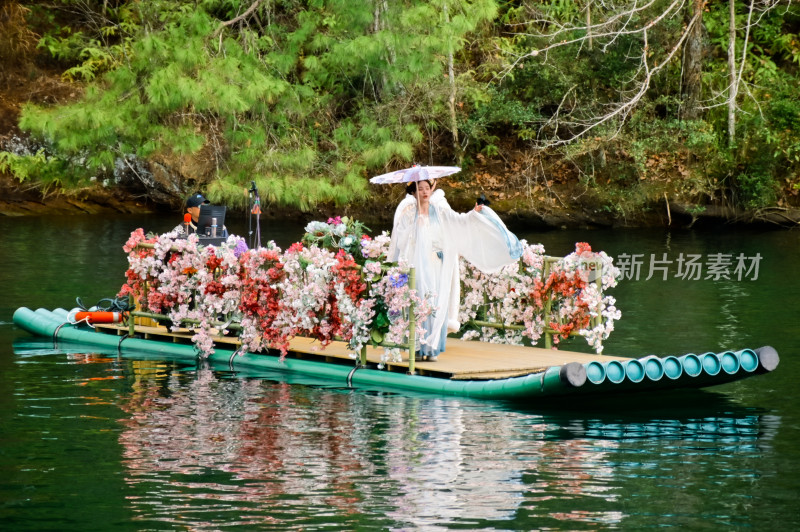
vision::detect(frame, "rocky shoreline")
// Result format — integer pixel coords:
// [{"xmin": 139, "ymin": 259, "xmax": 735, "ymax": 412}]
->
[{"xmin": 3, "ymin": 178, "xmax": 798, "ymax": 229}]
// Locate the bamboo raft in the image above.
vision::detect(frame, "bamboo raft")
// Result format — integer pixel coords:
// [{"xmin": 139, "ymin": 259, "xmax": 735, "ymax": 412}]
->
[
  {"xmin": 11, "ymin": 226, "xmax": 781, "ymax": 401},
  {"xmin": 12, "ymin": 306, "xmax": 780, "ymax": 401}
]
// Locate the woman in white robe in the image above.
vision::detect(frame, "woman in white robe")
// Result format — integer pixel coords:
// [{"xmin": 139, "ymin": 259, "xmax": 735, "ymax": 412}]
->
[{"xmin": 387, "ymin": 180, "xmax": 523, "ymax": 361}]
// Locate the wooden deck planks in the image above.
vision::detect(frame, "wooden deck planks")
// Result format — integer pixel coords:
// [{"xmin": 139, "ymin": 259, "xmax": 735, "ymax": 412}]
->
[
  {"xmin": 97, "ymin": 323, "xmax": 630, "ymax": 380},
  {"xmin": 376, "ymin": 338, "xmax": 631, "ymax": 378}
]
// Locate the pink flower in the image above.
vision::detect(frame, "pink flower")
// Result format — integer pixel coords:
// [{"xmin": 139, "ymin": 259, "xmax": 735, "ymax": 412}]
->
[
  {"xmin": 575, "ymin": 242, "xmax": 593, "ymax": 257},
  {"xmin": 123, "ymin": 228, "xmax": 146, "ymax": 253}
]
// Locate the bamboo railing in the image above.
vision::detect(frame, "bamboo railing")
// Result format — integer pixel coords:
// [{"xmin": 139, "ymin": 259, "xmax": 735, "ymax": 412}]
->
[{"xmin": 463, "ymin": 256, "xmax": 605, "ymax": 349}]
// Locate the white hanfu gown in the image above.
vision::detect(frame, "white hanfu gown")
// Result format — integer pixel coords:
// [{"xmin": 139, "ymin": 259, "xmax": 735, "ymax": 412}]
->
[{"xmin": 387, "ymin": 189, "xmax": 523, "ymax": 357}]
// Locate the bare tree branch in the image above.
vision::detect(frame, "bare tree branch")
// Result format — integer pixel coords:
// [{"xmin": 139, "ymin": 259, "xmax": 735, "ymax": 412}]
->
[
  {"xmin": 215, "ymin": 0, "xmax": 265, "ymax": 36},
  {"xmin": 498, "ymin": 0, "xmax": 788, "ymax": 150},
  {"xmin": 526, "ymin": 8, "xmax": 701, "ymax": 148},
  {"xmin": 503, "ymin": 0, "xmax": 687, "ymax": 67}
]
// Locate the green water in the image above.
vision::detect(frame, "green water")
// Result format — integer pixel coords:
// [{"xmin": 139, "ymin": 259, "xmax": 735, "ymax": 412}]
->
[{"xmin": 1, "ymin": 214, "xmax": 798, "ymax": 530}]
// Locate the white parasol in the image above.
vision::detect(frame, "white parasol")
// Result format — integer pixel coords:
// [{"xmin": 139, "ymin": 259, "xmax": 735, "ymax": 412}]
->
[{"xmin": 369, "ymin": 165, "xmax": 461, "ymax": 184}]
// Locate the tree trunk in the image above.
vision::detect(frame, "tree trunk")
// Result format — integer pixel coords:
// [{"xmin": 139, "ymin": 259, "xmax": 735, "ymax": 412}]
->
[
  {"xmin": 586, "ymin": 2, "xmax": 592, "ymax": 51},
  {"xmin": 727, "ymin": 0, "xmax": 737, "ymax": 145},
  {"xmin": 679, "ymin": 0, "xmax": 704, "ymax": 120},
  {"xmin": 444, "ymin": 3, "xmax": 461, "ymax": 164}
]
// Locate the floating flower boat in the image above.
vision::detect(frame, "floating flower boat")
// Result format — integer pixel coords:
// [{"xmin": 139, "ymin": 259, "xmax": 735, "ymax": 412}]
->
[{"xmin": 12, "ymin": 218, "xmax": 780, "ymax": 401}]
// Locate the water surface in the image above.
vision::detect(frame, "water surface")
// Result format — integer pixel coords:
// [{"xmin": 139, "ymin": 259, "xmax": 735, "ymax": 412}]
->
[{"xmin": 1, "ymin": 214, "xmax": 798, "ymax": 530}]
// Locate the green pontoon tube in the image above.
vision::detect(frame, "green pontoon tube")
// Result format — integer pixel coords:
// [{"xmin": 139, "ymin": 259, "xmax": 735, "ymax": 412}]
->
[
  {"xmin": 579, "ymin": 347, "xmax": 777, "ymax": 394},
  {"xmin": 13, "ymin": 307, "xmax": 587, "ymax": 400},
  {"xmin": 12, "ymin": 307, "xmax": 780, "ymax": 401}
]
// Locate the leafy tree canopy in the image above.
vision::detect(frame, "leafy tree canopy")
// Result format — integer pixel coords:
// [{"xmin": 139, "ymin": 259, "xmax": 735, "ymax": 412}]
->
[{"xmin": 3, "ymin": 0, "xmax": 799, "ymax": 215}]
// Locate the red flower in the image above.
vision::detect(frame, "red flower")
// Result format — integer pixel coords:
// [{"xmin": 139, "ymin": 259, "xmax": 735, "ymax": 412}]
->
[
  {"xmin": 529, "ymin": 262, "xmax": 592, "ymax": 344},
  {"xmin": 206, "ymin": 252, "xmax": 223, "ymax": 272},
  {"xmin": 205, "ymin": 280, "xmax": 226, "ymax": 295}
]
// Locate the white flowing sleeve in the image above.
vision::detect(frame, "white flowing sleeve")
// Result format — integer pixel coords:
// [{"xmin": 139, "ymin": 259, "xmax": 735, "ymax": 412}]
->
[
  {"xmin": 435, "ymin": 194, "xmax": 522, "ymax": 274},
  {"xmin": 387, "ymin": 195, "xmax": 418, "ymax": 263}
]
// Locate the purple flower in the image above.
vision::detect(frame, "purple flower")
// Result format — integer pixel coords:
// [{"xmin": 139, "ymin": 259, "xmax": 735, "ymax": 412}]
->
[
  {"xmin": 390, "ymin": 273, "xmax": 408, "ymax": 288},
  {"xmin": 233, "ymin": 239, "xmax": 249, "ymax": 258}
]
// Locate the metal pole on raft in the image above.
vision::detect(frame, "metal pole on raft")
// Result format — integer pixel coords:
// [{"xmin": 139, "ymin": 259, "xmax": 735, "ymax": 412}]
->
[
  {"xmin": 249, "ymin": 181, "xmax": 262, "ymax": 249},
  {"xmin": 407, "ymin": 267, "xmax": 416, "ymax": 375}
]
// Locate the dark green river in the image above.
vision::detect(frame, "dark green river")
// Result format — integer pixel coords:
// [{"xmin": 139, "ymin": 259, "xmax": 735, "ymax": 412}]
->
[{"xmin": 1, "ymin": 214, "xmax": 798, "ymax": 530}]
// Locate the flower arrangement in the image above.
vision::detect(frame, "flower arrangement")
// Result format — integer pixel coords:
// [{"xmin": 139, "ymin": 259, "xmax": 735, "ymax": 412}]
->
[
  {"xmin": 118, "ymin": 222, "xmax": 429, "ymax": 360},
  {"xmin": 331, "ymin": 250, "xmax": 377, "ymax": 354},
  {"xmin": 237, "ymin": 245, "xmax": 287, "ymax": 355},
  {"xmin": 119, "ymin": 228, "xmax": 160, "ymax": 309},
  {"xmin": 459, "ymin": 242, "xmax": 621, "ymax": 352},
  {"xmin": 119, "ymin": 230, "xmax": 249, "ymax": 354},
  {"xmin": 544, "ymin": 242, "xmax": 621, "ymax": 351},
  {"xmin": 459, "ymin": 243, "xmax": 546, "ymax": 345},
  {"xmin": 367, "ymin": 260, "xmax": 434, "ymax": 365},
  {"xmin": 119, "ymin": 220, "xmax": 621, "ymax": 361},
  {"xmin": 302, "ymin": 217, "xmax": 432, "ymax": 364},
  {"xmin": 303, "ymin": 216, "xmax": 372, "ymax": 261}
]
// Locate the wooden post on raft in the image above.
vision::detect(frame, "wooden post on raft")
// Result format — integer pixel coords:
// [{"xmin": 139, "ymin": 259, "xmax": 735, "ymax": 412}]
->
[
  {"xmin": 128, "ymin": 295, "xmax": 136, "ymax": 338},
  {"xmin": 407, "ymin": 267, "xmax": 416, "ymax": 375},
  {"xmin": 593, "ymin": 258, "xmax": 602, "ymax": 329},
  {"xmin": 543, "ymin": 258, "xmax": 554, "ymax": 349}
]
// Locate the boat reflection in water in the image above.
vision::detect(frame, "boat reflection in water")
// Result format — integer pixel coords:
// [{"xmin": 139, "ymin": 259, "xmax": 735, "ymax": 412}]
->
[
  {"xmin": 108, "ymin": 356, "xmax": 777, "ymax": 529},
  {"xmin": 116, "ymin": 360, "xmax": 528, "ymax": 528}
]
